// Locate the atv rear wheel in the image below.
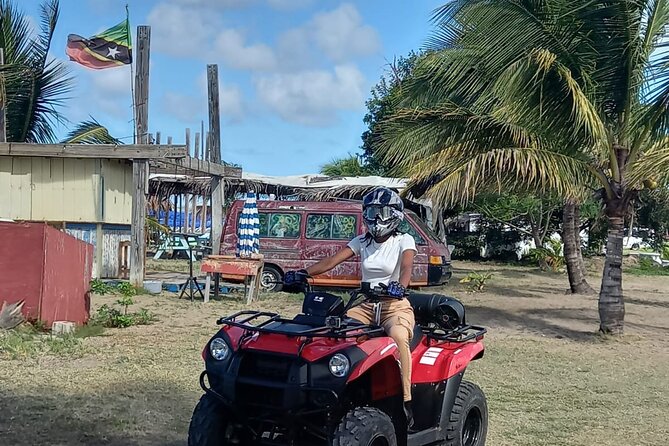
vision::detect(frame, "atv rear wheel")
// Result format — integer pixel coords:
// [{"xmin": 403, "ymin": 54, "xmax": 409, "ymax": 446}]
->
[
  {"xmin": 332, "ymin": 407, "xmax": 397, "ymax": 446},
  {"xmin": 443, "ymin": 381, "xmax": 488, "ymax": 446},
  {"xmin": 188, "ymin": 394, "xmax": 232, "ymax": 446}
]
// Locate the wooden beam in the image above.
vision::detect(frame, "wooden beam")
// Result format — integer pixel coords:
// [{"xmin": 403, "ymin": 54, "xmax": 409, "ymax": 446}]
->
[
  {"xmin": 130, "ymin": 24, "xmax": 151, "ymax": 288},
  {"xmin": 185, "ymin": 128, "xmax": 191, "ymax": 156},
  {"xmin": 159, "ymin": 156, "xmax": 241, "ymax": 178},
  {"xmin": 0, "ymin": 143, "xmax": 186, "ymax": 159},
  {"xmin": 167, "ymin": 136, "xmax": 173, "ymax": 145},
  {"xmin": 155, "ymin": 131, "xmax": 161, "ymax": 144},
  {"xmin": 207, "ymin": 65, "xmax": 221, "ymax": 163}
]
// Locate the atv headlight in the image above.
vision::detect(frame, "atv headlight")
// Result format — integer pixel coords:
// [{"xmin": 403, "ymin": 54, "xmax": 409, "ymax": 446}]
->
[
  {"xmin": 209, "ymin": 338, "xmax": 230, "ymax": 361},
  {"xmin": 329, "ymin": 353, "xmax": 350, "ymax": 378}
]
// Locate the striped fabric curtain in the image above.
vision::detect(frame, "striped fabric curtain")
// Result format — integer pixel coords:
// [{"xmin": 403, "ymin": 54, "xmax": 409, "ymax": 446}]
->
[{"xmin": 237, "ymin": 191, "xmax": 260, "ymax": 257}]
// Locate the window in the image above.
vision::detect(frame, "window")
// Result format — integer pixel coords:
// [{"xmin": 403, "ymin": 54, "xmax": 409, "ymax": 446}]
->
[
  {"xmin": 306, "ymin": 214, "xmax": 357, "ymax": 240},
  {"xmin": 399, "ymin": 219, "xmax": 426, "ymax": 245},
  {"xmin": 258, "ymin": 212, "xmax": 301, "ymax": 238}
]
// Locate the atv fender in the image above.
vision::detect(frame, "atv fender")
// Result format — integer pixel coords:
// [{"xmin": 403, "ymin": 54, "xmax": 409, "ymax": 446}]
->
[
  {"xmin": 412, "ymin": 340, "xmax": 485, "ymax": 384},
  {"xmin": 346, "ymin": 338, "xmax": 403, "ymax": 401}
]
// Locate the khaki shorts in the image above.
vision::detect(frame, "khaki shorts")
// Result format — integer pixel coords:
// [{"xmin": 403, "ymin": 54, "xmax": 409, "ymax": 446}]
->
[{"xmin": 346, "ymin": 298, "xmax": 415, "ymax": 339}]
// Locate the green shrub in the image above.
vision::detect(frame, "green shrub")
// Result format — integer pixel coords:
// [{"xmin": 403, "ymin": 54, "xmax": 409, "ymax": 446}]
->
[
  {"xmin": 90, "ymin": 304, "xmax": 157, "ymax": 329},
  {"xmin": 90, "ymin": 279, "xmax": 114, "ymax": 295},
  {"xmin": 460, "ymin": 272, "xmax": 493, "ymax": 292},
  {"xmin": 529, "ymin": 239, "xmax": 565, "ymax": 272}
]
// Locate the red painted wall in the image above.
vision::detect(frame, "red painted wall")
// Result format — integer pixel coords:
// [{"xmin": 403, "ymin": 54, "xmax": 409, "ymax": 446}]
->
[{"xmin": 0, "ymin": 221, "xmax": 93, "ymax": 325}]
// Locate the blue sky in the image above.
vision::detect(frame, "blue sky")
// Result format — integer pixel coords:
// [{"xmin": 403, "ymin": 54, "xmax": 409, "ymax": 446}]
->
[{"xmin": 23, "ymin": 0, "xmax": 443, "ymax": 175}]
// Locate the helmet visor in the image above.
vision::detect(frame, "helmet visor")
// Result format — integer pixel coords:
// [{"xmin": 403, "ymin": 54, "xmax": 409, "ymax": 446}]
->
[{"xmin": 363, "ymin": 205, "xmax": 395, "ymax": 222}]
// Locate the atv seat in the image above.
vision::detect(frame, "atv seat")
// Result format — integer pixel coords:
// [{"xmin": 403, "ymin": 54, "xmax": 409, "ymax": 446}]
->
[{"xmin": 410, "ymin": 324, "xmax": 423, "ymax": 351}]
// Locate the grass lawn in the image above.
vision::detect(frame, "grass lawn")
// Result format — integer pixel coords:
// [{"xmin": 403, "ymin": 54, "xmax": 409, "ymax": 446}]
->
[{"xmin": 1, "ymin": 262, "xmax": 668, "ymax": 445}]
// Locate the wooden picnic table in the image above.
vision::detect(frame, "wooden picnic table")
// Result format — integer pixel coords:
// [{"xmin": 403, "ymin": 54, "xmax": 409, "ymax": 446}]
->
[{"xmin": 200, "ymin": 254, "xmax": 264, "ymax": 304}]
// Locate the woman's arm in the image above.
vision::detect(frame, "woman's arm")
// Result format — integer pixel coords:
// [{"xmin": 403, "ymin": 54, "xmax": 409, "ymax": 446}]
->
[
  {"xmin": 398, "ymin": 249, "xmax": 416, "ymax": 288},
  {"xmin": 305, "ymin": 247, "xmax": 355, "ymax": 276}
]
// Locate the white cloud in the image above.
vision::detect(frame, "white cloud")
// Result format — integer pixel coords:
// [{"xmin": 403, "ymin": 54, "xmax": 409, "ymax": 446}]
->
[
  {"xmin": 147, "ymin": 2, "xmax": 219, "ymax": 58},
  {"xmin": 163, "ymin": 73, "xmax": 246, "ymax": 123},
  {"xmin": 274, "ymin": 3, "xmax": 381, "ymax": 67},
  {"xmin": 254, "ymin": 64, "xmax": 366, "ymax": 126},
  {"xmin": 75, "ymin": 65, "xmax": 133, "ymax": 119},
  {"xmin": 214, "ymin": 29, "xmax": 277, "ymax": 71},
  {"xmin": 309, "ymin": 3, "xmax": 381, "ymax": 62}
]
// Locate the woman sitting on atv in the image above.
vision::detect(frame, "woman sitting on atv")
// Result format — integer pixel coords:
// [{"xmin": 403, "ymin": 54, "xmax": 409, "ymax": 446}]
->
[{"xmin": 284, "ymin": 187, "xmax": 417, "ymax": 426}]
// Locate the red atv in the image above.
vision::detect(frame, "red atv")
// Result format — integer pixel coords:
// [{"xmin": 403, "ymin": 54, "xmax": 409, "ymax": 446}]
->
[{"xmin": 189, "ymin": 282, "xmax": 488, "ymax": 446}]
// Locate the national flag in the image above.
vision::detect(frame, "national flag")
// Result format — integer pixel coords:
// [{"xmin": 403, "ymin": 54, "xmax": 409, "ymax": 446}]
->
[{"xmin": 66, "ymin": 18, "xmax": 132, "ymax": 70}]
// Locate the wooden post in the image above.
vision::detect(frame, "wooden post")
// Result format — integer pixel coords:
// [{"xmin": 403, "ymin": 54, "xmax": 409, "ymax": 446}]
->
[
  {"xmin": 191, "ymin": 195, "xmax": 198, "ymax": 233},
  {"xmin": 130, "ymin": 25, "xmax": 151, "ymax": 288},
  {"xmin": 194, "ymin": 132, "xmax": 200, "ymax": 159},
  {"xmin": 185, "ymin": 128, "xmax": 191, "ymax": 156},
  {"xmin": 148, "ymin": 133, "xmax": 153, "ymax": 144},
  {"xmin": 205, "ymin": 131, "xmax": 211, "ymax": 161},
  {"xmin": 155, "ymin": 131, "xmax": 161, "ymax": 145},
  {"xmin": 201, "ymin": 120, "xmax": 205, "ymax": 159},
  {"xmin": 208, "ymin": 65, "xmax": 224, "ymax": 257},
  {"xmin": 167, "ymin": 136, "xmax": 173, "ymax": 145},
  {"xmin": 0, "ymin": 48, "xmax": 6, "ymax": 143}
]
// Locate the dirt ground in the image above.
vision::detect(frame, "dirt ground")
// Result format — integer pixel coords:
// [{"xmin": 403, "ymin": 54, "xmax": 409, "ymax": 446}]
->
[{"xmin": 1, "ymin": 261, "xmax": 668, "ymax": 445}]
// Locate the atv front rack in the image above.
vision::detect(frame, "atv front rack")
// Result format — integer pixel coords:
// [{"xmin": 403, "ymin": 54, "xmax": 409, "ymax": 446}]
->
[{"xmin": 217, "ymin": 310, "xmax": 385, "ymax": 339}]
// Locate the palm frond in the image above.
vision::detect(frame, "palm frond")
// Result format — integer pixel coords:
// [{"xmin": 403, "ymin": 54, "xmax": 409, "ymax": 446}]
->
[
  {"xmin": 404, "ymin": 147, "xmax": 596, "ymax": 206},
  {"xmin": 0, "ymin": 0, "xmax": 74, "ymax": 143},
  {"xmin": 628, "ymin": 136, "xmax": 669, "ymax": 186},
  {"xmin": 63, "ymin": 119, "xmax": 121, "ymax": 144}
]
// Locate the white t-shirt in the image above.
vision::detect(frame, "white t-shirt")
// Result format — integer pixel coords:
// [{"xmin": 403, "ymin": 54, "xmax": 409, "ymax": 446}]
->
[{"xmin": 347, "ymin": 233, "xmax": 417, "ymax": 287}]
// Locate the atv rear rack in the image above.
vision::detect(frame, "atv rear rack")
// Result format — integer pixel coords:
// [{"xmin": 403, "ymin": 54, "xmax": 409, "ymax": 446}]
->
[
  {"xmin": 422, "ymin": 324, "xmax": 487, "ymax": 343},
  {"xmin": 217, "ymin": 310, "xmax": 385, "ymax": 339}
]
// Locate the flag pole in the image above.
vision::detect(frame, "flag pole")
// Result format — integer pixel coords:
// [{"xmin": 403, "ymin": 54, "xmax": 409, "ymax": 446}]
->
[{"xmin": 127, "ymin": 4, "xmax": 137, "ymax": 144}]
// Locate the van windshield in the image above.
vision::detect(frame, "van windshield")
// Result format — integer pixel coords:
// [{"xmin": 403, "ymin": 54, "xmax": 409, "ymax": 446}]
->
[{"xmin": 406, "ymin": 211, "xmax": 442, "ymax": 244}]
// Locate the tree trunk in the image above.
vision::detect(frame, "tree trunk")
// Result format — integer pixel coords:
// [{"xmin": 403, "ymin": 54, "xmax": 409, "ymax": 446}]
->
[
  {"xmin": 563, "ymin": 202, "xmax": 594, "ymax": 294},
  {"xmin": 531, "ymin": 227, "xmax": 548, "ymax": 270},
  {"xmin": 573, "ymin": 204, "xmax": 590, "ymax": 286},
  {"xmin": 599, "ymin": 214, "xmax": 625, "ymax": 334}
]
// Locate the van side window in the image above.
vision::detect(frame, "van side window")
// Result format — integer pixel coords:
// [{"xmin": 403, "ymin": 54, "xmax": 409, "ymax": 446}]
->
[
  {"xmin": 399, "ymin": 219, "xmax": 426, "ymax": 245},
  {"xmin": 332, "ymin": 214, "xmax": 357, "ymax": 239},
  {"xmin": 306, "ymin": 214, "xmax": 357, "ymax": 240},
  {"xmin": 258, "ymin": 212, "xmax": 301, "ymax": 238}
]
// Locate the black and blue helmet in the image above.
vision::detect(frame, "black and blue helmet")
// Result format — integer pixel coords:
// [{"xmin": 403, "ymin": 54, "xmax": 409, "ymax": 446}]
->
[{"xmin": 362, "ymin": 187, "xmax": 404, "ymax": 238}]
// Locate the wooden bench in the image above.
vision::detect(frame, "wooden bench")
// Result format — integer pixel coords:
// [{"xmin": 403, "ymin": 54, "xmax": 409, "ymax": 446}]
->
[{"xmin": 200, "ymin": 254, "xmax": 264, "ymax": 304}]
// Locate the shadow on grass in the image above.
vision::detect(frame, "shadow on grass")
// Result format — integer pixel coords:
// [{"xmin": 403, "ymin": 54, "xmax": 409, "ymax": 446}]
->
[
  {"xmin": 468, "ymin": 305, "xmax": 598, "ymax": 341},
  {"xmin": 626, "ymin": 297, "xmax": 669, "ymax": 309},
  {"xmin": 0, "ymin": 380, "xmax": 197, "ymax": 446}
]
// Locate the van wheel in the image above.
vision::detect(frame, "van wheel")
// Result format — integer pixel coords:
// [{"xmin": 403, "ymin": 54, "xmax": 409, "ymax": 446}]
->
[{"xmin": 261, "ymin": 265, "xmax": 283, "ymax": 292}]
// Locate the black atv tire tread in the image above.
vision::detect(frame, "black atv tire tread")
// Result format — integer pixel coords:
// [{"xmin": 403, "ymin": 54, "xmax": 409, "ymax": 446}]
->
[
  {"xmin": 443, "ymin": 381, "xmax": 488, "ymax": 446},
  {"xmin": 333, "ymin": 407, "xmax": 397, "ymax": 446},
  {"xmin": 188, "ymin": 394, "xmax": 228, "ymax": 446}
]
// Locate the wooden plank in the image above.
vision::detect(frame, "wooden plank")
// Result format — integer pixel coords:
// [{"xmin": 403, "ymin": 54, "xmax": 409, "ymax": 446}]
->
[
  {"xmin": 0, "ymin": 143, "xmax": 186, "ymax": 159},
  {"xmin": 0, "ymin": 48, "xmax": 6, "ymax": 143},
  {"xmin": 158, "ymin": 157, "xmax": 242, "ymax": 178},
  {"xmin": 201, "ymin": 257, "xmax": 262, "ymax": 275},
  {"xmin": 0, "ymin": 156, "xmax": 11, "ymax": 217},
  {"xmin": 185, "ymin": 128, "xmax": 191, "ymax": 156}
]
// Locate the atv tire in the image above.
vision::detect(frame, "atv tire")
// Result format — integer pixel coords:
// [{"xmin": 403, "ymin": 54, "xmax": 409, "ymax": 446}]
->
[
  {"xmin": 332, "ymin": 407, "xmax": 397, "ymax": 446},
  {"xmin": 443, "ymin": 381, "xmax": 488, "ymax": 446},
  {"xmin": 188, "ymin": 394, "xmax": 231, "ymax": 446}
]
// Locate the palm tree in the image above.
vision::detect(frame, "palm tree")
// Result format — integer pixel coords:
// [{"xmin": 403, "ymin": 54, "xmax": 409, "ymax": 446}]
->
[
  {"xmin": 0, "ymin": 0, "xmax": 117, "ymax": 144},
  {"xmin": 377, "ymin": 0, "xmax": 669, "ymax": 334},
  {"xmin": 320, "ymin": 155, "xmax": 373, "ymax": 177}
]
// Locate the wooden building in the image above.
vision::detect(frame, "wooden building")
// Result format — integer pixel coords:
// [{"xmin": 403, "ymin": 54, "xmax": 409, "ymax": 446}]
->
[{"xmin": 0, "ymin": 143, "xmax": 241, "ymax": 281}]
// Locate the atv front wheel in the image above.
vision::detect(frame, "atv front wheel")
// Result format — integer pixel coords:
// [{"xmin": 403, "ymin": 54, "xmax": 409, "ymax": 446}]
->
[
  {"xmin": 443, "ymin": 381, "xmax": 488, "ymax": 446},
  {"xmin": 332, "ymin": 407, "xmax": 397, "ymax": 446},
  {"xmin": 188, "ymin": 394, "xmax": 232, "ymax": 446}
]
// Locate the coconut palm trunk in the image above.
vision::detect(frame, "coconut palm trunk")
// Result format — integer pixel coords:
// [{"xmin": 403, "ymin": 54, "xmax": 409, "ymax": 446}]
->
[
  {"xmin": 599, "ymin": 212, "xmax": 626, "ymax": 334},
  {"xmin": 563, "ymin": 202, "xmax": 593, "ymax": 294}
]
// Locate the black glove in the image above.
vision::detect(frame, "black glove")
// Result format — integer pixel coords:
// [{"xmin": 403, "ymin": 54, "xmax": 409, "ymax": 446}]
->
[
  {"xmin": 283, "ymin": 269, "xmax": 309, "ymax": 291},
  {"xmin": 386, "ymin": 281, "xmax": 406, "ymax": 299}
]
